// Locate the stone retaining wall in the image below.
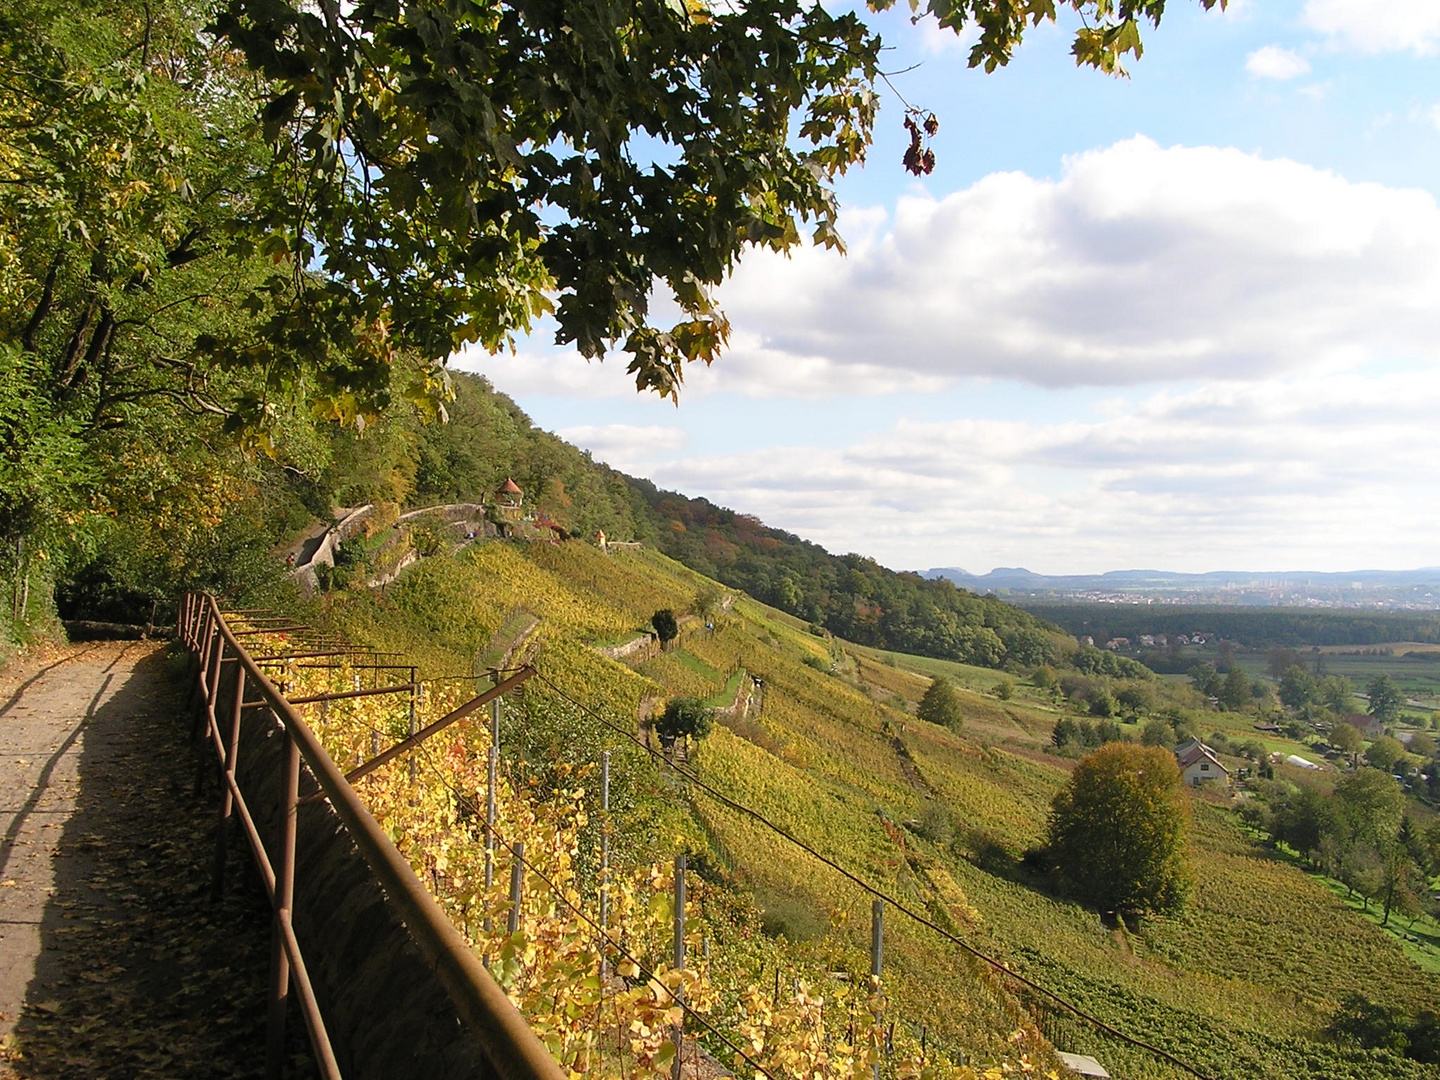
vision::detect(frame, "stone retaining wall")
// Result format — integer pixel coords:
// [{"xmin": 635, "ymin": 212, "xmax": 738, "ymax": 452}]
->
[{"xmin": 593, "ymin": 633, "xmax": 659, "ymax": 663}]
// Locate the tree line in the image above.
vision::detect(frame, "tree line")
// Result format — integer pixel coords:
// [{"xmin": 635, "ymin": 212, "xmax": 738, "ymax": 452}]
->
[{"xmin": 1023, "ymin": 604, "xmax": 1440, "ymax": 650}]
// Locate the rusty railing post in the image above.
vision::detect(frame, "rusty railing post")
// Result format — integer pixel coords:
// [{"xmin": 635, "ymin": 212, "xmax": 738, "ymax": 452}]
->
[
  {"xmin": 266, "ymin": 726, "xmax": 301, "ymax": 1080},
  {"xmin": 195, "ymin": 632, "xmax": 225, "ymax": 796},
  {"xmin": 189, "ymin": 608, "xmax": 218, "ymax": 738},
  {"xmin": 212, "ymin": 658, "xmax": 247, "ymax": 899}
]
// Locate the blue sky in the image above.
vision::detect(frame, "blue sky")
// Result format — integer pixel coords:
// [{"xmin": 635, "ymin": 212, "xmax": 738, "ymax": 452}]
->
[{"xmin": 457, "ymin": 0, "xmax": 1440, "ymax": 575}]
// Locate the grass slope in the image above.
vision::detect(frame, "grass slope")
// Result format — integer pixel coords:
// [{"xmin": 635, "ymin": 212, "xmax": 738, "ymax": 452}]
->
[{"xmin": 330, "ymin": 540, "xmax": 1440, "ymax": 1080}]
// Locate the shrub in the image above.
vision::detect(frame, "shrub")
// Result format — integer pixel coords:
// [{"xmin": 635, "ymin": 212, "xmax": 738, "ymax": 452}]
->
[
  {"xmin": 654, "ymin": 696, "xmax": 714, "ymax": 742},
  {"xmin": 409, "ymin": 518, "xmax": 451, "ymax": 557},
  {"xmin": 651, "ymin": 608, "xmax": 678, "ymax": 646},
  {"xmin": 1141, "ymin": 718, "xmax": 1174, "ymax": 748},
  {"xmin": 917, "ymin": 676, "xmax": 964, "ymax": 731}
]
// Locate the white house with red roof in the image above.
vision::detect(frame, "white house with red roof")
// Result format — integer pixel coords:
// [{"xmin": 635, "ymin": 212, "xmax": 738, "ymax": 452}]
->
[{"xmin": 1175, "ymin": 738, "xmax": 1229, "ymax": 787}]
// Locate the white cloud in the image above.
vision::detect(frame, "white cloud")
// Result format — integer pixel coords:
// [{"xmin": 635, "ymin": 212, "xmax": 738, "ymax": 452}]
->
[
  {"xmin": 1302, "ymin": 0, "xmax": 1440, "ymax": 55},
  {"xmin": 554, "ymin": 424, "xmax": 688, "ymax": 472},
  {"xmin": 712, "ymin": 137, "xmax": 1440, "ymax": 390},
  {"xmin": 460, "ymin": 325, "xmax": 952, "ymax": 400},
  {"xmin": 462, "ymin": 140, "xmax": 1440, "ymax": 411},
  {"xmin": 915, "ymin": 17, "xmax": 982, "ymax": 56},
  {"xmin": 643, "ymin": 371, "xmax": 1440, "ymax": 573},
  {"xmin": 1430, "ymin": 103, "xmax": 1440, "ymax": 131},
  {"xmin": 1245, "ymin": 45, "xmax": 1311, "ymax": 79}
]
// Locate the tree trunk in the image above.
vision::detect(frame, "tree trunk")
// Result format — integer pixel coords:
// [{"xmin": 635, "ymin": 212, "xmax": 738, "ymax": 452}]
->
[
  {"xmin": 22, "ymin": 255, "xmax": 62, "ymax": 352},
  {"xmin": 11, "ymin": 538, "xmax": 24, "ymax": 624},
  {"xmin": 56, "ymin": 299, "xmax": 98, "ymax": 389}
]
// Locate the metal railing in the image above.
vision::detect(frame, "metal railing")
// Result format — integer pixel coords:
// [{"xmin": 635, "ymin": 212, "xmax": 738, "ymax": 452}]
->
[{"xmin": 179, "ymin": 593, "xmax": 563, "ymax": 1080}]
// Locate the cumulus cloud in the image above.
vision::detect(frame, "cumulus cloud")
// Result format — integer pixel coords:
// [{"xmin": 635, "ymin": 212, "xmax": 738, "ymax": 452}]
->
[
  {"xmin": 712, "ymin": 137, "xmax": 1440, "ymax": 390},
  {"xmin": 554, "ymin": 424, "xmax": 688, "ymax": 473},
  {"xmin": 461, "ymin": 327, "xmax": 951, "ymax": 400},
  {"xmin": 1302, "ymin": 0, "xmax": 1440, "ymax": 55},
  {"xmin": 1245, "ymin": 45, "xmax": 1312, "ymax": 79},
  {"xmin": 460, "ymin": 139, "xmax": 1440, "ymax": 401},
  {"xmin": 642, "ymin": 371, "xmax": 1440, "ymax": 573}
]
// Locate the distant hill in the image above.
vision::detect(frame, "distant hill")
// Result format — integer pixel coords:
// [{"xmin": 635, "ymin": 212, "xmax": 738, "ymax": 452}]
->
[{"xmin": 925, "ymin": 565, "xmax": 1440, "ymax": 610}]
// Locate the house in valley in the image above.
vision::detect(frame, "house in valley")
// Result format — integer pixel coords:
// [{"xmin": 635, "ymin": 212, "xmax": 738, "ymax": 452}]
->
[
  {"xmin": 1341, "ymin": 712, "xmax": 1384, "ymax": 739},
  {"xmin": 1175, "ymin": 738, "xmax": 1229, "ymax": 787}
]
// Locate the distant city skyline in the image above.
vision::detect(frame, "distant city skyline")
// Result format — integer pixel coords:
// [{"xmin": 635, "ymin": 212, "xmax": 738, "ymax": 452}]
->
[{"xmin": 458, "ymin": 0, "xmax": 1440, "ymax": 576}]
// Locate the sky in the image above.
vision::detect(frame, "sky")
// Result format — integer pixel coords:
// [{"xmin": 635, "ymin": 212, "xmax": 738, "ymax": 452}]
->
[{"xmin": 455, "ymin": 0, "xmax": 1440, "ymax": 576}]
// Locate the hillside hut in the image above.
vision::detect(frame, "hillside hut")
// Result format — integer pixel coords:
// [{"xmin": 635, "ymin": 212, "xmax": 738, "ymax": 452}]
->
[
  {"xmin": 497, "ymin": 477, "xmax": 523, "ymax": 508},
  {"xmin": 489, "ymin": 478, "xmax": 526, "ymax": 536}
]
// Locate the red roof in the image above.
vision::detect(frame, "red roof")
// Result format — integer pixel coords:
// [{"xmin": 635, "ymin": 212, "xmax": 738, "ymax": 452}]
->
[
  {"xmin": 499, "ymin": 478, "xmax": 522, "ymax": 494},
  {"xmin": 1177, "ymin": 744, "xmax": 1228, "ymax": 772}
]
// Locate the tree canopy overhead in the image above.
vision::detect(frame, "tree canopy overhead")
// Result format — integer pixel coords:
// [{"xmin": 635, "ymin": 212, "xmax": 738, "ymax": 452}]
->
[
  {"xmin": 213, "ymin": 0, "xmax": 1217, "ymax": 406},
  {"xmin": 1, "ymin": 0, "xmax": 1221, "ymax": 634}
]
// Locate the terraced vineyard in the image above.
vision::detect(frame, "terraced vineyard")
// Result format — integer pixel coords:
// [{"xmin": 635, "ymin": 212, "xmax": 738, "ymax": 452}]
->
[{"xmin": 325, "ymin": 540, "xmax": 1440, "ymax": 1080}]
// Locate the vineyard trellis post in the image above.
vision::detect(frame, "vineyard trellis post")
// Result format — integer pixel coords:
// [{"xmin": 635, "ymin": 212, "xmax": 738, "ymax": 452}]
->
[
  {"xmin": 600, "ymin": 750, "xmax": 611, "ymax": 979},
  {"xmin": 360, "ymin": 673, "xmax": 379, "ymax": 757},
  {"xmin": 485, "ymin": 744, "xmax": 498, "ymax": 940},
  {"xmin": 871, "ymin": 898, "xmax": 884, "ymax": 1080},
  {"xmin": 672, "ymin": 853, "xmax": 686, "ymax": 1080},
  {"xmin": 408, "ymin": 667, "xmax": 418, "ymax": 784},
  {"xmin": 508, "ymin": 842, "xmax": 525, "ymax": 935}
]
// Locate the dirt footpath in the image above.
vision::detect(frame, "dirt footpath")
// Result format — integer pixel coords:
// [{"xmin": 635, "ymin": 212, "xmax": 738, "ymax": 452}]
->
[{"xmin": 0, "ymin": 642, "xmax": 314, "ymax": 1079}]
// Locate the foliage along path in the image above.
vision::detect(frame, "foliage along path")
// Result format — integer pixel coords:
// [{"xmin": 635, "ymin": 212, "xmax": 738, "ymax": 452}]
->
[{"xmin": 0, "ymin": 642, "xmax": 315, "ymax": 1079}]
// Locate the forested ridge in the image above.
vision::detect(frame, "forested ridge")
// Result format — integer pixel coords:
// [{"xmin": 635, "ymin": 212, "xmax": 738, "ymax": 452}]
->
[
  {"xmin": 357, "ymin": 378, "xmax": 1077, "ymax": 670},
  {"xmin": 367, "ymin": 374, "xmax": 1067, "ymax": 669},
  {"xmin": 626, "ymin": 476, "xmax": 1065, "ymax": 665},
  {"xmin": 33, "ymin": 370, "xmax": 1064, "ymax": 673}
]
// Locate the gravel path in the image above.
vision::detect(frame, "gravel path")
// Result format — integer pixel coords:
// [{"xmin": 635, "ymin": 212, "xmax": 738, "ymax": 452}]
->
[{"xmin": 0, "ymin": 641, "xmax": 315, "ymax": 1079}]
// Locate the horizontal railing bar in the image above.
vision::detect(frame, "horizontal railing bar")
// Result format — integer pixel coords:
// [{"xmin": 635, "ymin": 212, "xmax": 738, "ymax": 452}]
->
[
  {"xmin": 292, "ymin": 663, "xmax": 416, "ymax": 672},
  {"xmin": 288, "ymin": 683, "xmax": 416, "ymax": 706},
  {"xmin": 233, "ymin": 626, "xmax": 310, "ymax": 636},
  {"xmin": 252, "ymin": 650, "xmax": 359, "ymax": 663},
  {"xmin": 344, "ymin": 668, "xmax": 534, "ymax": 786}
]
